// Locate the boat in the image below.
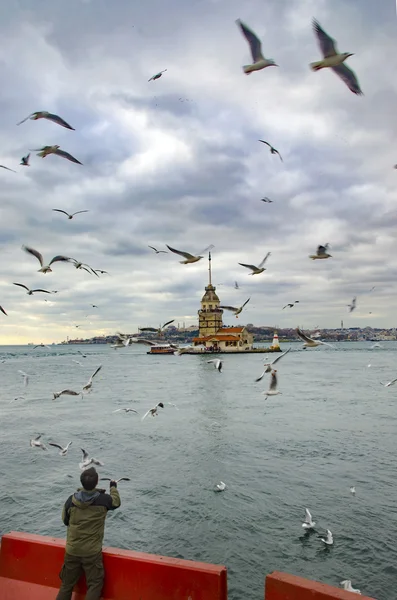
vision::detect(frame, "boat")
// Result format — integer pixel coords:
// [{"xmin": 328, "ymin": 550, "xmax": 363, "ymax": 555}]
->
[
  {"xmin": 147, "ymin": 344, "xmax": 177, "ymax": 355},
  {"xmin": 0, "ymin": 531, "xmax": 375, "ymax": 599}
]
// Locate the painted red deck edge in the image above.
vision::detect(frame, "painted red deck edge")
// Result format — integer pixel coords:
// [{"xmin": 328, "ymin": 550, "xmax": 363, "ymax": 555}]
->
[{"xmin": 265, "ymin": 571, "xmax": 375, "ymax": 600}]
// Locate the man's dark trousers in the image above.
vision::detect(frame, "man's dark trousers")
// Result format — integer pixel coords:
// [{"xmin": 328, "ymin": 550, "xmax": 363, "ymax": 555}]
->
[{"xmin": 56, "ymin": 551, "xmax": 104, "ymax": 600}]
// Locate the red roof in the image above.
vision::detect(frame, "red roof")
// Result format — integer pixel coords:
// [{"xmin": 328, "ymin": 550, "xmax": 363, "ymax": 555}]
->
[{"xmin": 219, "ymin": 327, "xmax": 245, "ymax": 333}]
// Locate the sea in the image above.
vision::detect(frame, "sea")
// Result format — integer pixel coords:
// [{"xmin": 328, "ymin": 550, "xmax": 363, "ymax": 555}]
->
[{"xmin": 0, "ymin": 341, "xmax": 396, "ymax": 600}]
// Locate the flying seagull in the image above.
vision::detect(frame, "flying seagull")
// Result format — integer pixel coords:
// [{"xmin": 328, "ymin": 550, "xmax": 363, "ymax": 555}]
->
[
  {"xmin": 129, "ymin": 338, "xmax": 157, "ymax": 347},
  {"xmin": 139, "ymin": 320, "xmax": 175, "ymax": 336},
  {"xmin": 319, "ymin": 529, "xmax": 333, "ymax": 546},
  {"xmin": 207, "ymin": 359, "xmax": 222, "ymax": 372},
  {"xmin": 53, "ymin": 389, "xmax": 80, "ymax": 400},
  {"xmin": 22, "ymin": 245, "xmax": 71, "ymax": 274},
  {"xmin": 13, "ymin": 283, "xmax": 51, "ymax": 296},
  {"xmin": 302, "ymin": 508, "xmax": 316, "ymax": 529},
  {"xmin": 235, "ymin": 19, "xmax": 278, "ymax": 74},
  {"xmin": 148, "ymin": 245, "xmax": 168, "ymax": 254},
  {"xmin": 112, "ymin": 408, "xmax": 139, "ymax": 414},
  {"xmin": 0, "ymin": 165, "xmax": 16, "ymax": 172},
  {"xmin": 261, "ymin": 197, "xmax": 273, "ymax": 203},
  {"xmin": 283, "ymin": 301, "xmax": 299, "ymax": 310},
  {"xmin": 18, "ymin": 370, "xmax": 29, "ymax": 387},
  {"xmin": 380, "ymin": 377, "xmax": 397, "ymax": 388},
  {"xmin": 17, "ymin": 111, "xmax": 75, "ymax": 130},
  {"xmin": 20, "ymin": 153, "xmax": 30, "ymax": 166},
  {"xmin": 258, "ymin": 140, "xmax": 283, "ymax": 162},
  {"xmin": 350, "ymin": 486, "xmax": 356, "ymax": 495},
  {"xmin": 340, "ymin": 581, "xmax": 361, "ymax": 594},
  {"xmin": 33, "ymin": 343, "xmax": 51, "ymax": 349},
  {"xmin": 311, "ymin": 19, "xmax": 363, "ymax": 95},
  {"xmin": 82, "ymin": 365, "xmax": 102, "ymax": 395},
  {"xmin": 148, "ymin": 69, "xmax": 167, "ymax": 82},
  {"xmin": 100, "ymin": 477, "xmax": 131, "ymax": 483},
  {"xmin": 309, "ymin": 244, "xmax": 332, "ymax": 260},
  {"xmin": 49, "ymin": 441, "xmax": 72, "ymax": 456},
  {"xmin": 219, "ymin": 297, "xmax": 250, "ymax": 318},
  {"xmin": 31, "ymin": 145, "xmax": 82, "ymax": 165},
  {"xmin": 141, "ymin": 402, "xmax": 164, "ymax": 421},
  {"xmin": 234, "ymin": 281, "xmax": 239, "ymax": 289},
  {"xmin": 79, "ymin": 448, "xmax": 104, "ymax": 470},
  {"xmin": 166, "ymin": 244, "xmax": 212, "ymax": 264},
  {"xmin": 68, "ymin": 258, "xmax": 99, "ymax": 276},
  {"xmin": 263, "ymin": 369, "xmax": 282, "ymax": 397},
  {"xmin": 93, "ymin": 269, "xmax": 109, "ymax": 275},
  {"xmin": 52, "ymin": 209, "xmax": 89, "ymax": 220},
  {"xmin": 255, "ymin": 347, "xmax": 291, "ymax": 381},
  {"xmin": 296, "ymin": 328, "xmax": 334, "ymax": 349},
  {"xmin": 348, "ymin": 296, "xmax": 357, "ymax": 313},
  {"xmin": 30, "ymin": 434, "xmax": 47, "ymax": 450},
  {"xmin": 215, "ymin": 481, "xmax": 226, "ymax": 492},
  {"xmin": 239, "ymin": 252, "xmax": 271, "ymax": 274},
  {"xmin": 0, "ymin": 306, "xmax": 7, "ymax": 316}
]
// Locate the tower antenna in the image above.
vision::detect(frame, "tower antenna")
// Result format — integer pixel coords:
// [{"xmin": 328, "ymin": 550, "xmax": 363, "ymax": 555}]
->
[{"xmin": 208, "ymin": 251, "xmax": 212, "ymax": 286}]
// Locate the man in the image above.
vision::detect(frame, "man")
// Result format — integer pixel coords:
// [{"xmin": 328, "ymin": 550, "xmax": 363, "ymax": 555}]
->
[{"xmin": 56, "ymin": 466, "xmax": 121, "ymax": 600}]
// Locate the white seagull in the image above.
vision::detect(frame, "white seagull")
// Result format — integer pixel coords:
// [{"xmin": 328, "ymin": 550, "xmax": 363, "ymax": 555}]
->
[
  {"xmin": 215, "ymin": 481, "xmax": 226, "ymax": 492},
  {"xmin": 348, "ymin": 297, "xmax": 357, "ymax": 313},
  {"xmin": 33, "ymin": 343, "xmax": 51, "ymax": 350},
  {"xmin": 296, "ymin": 328, "xmax": 334, "ymax": 349},
  {"xmin": 49, "ymin": 441, "xmax": 72, "ymax": 456},
  {"xmin": 311, "ymin": 19, "xmax": 363, "ymax": 96},
  {"xmin": 350, "ymin": 486, "xmax": 356, "ymax": 495},
  {"xmin": 309, "ymin": 244, "xmax": 332, "ymax": 260},
  {"xmin": 340, "ymin": 580, "xmax": 361, "ymax": 594},
  {"xmin": 235, "ymin": 19, "xmax": 278, "ymax": 74},
  {"xmin": 319, "ymin": 529, "xmax": 333, "ymax": 545},
  {"xmin": 219, "ymin": 297, "xmax": 250, "ymax": 318},
  {"xmin": 148, "ymin": 69, "xmax": 167, "ymax": 82},
  {"xmin": 112, "ymin": 408, "xmax": 138, "ymax": 414},
  {"xmin": 82, "ymin": 365, "xmax": 102, "ymax": 394},
  {"xmin": 380, "ymin": 377, "xmax": 397, "ymax": 388},
  {"xmin": 18, "ymin": 370, "xmax": 29, "ymax": 387},
  {"xmin": 263, "ymin": 369, "xmax": 282, "ymax": 397},
  {"xmin": 141, "ymin": 402, "xmax": 164, "ymax": 421},
  {"xmin": 30, "ymin": 434, "xmax": 47, "ymax": 450},
  {"xmin": 52, "ymin": 209, "xmax": 89, "ymax": 220},
  {"xmin": 100, "ymin": 477, "xmax": 131, "ymax": 483},
  {"xmin": 79, "ymin": 448, "xmax": 104, "ymax": 470},
  {"xmin": 22, "ymin": 245, "xmax": 71, "ymax": 274},
  {"xmin": 17, "ymin": 111, "xmax": 75, "ymax": 130},
  {"xmin": 148, "ymin": 245, "xmax": 168, "ymax": 254},
  {"xmin": 13, "ymin": 283, "xmax": 51, "ymax": 296},
  {"xmin": 302, "ymin": 508, "xmax": 316, "ymax": 529},
  {"xmin": 255, "ymin": 347, "xmax": 291, "ymax": 381},
  {"xmin": 207, "ymin": 359, "xmax": 222, "ymax": 372},
  {"xmin": 53, "ymin": 389, "xmax": 80, "ymax": 400},
  {"xmin": 239, "ymin": 252, "xmax": 271, "ymax": 275},
  {"xmin": 166, "ymin": 244, "xmax": 213, "ymax": 264}
]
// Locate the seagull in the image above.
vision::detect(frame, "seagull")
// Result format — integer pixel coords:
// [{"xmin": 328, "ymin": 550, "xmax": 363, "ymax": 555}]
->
[
  {"xmin": 263, "ymin": 369, "xmax": 282, "ymax": 397},
  {"xmin": 139, "ymin": 320, "xmax": 175, "ymax": 336},
  {"xmin": 380, "ymin": 377, "xmax": 397, "ymax": 388},
  {"xmin": 141, "ymin": 402, "xmax": 164, "ymax": 421},
  {"xmin": 81, "ymin": 365, "xmax": 102, "ymax": 394},
  {"xmin": 49, "ymin": 441, "xmax": 72, "ymax": 456},
  {"xmin": 207, "ymin": 359, "xmax": 222, "ymax": 372},
  {"xmin": 72, "ymin": 360, "xmax": 83, "ymax": 366},
  {"xmin": 340, "ymin": 580, "xmax": 361, "ymax": 594},
  {"xmin": 148, "ymin": 69, "xmax": 167, "ymax": 82},
  {"xmin": 93, "ymin": 269, "xmax": 109, "ymax": 275},
  {"xmin": 219, "ymin": 297, "xmax": 250, "ymax": 318},
  {"xmin": 100, "ymin": 477, "xmax": 131, "ymax": 483},
  {"xmin": 350, "ymin": 486, "xmax": 356, "ymax": 495},
  {"xmin": 31, "ymin": 145, "xmax": 82, "ymax": 165},
  {"xmin": 112, "ymin": 408, "xmax": 138, "ymax": 414},
  {"xmin": 79, "ymin": 448, "xmax": 104, "ymax": 470},
  {"xmin": 17, "ymin": 111, "xmax": 75, "ymax": 130},
  {"xmin": 77, "ymin": 350, "xmax": 87, "ymax": 358},
  {"xmin": 371, "ymin": 343, "xmax": 382, "ymax": 349},
  {"xmin": 167, "ymin": 402, "xmax": 179, "ymax": 410},
  {"xmin": 30, "ymin": 434, "xmax": 47, "ymax": 450},
  {"xmin": 296, "ymin": 328, "xmax": 334, "ymax": 349},
  {"xmin": 311, "ymin": 19, "xmax": 363, "ymax": 95},
  {"xmin": 18, "ymin": 370, "xmax": 29, "ymax": 387},
  {"xmin": 319, "ymin": 529, "xmax": 333, "ymax": 546},
  {"xmin": 53, "ymin": 389, "xmax": 80, "ymax": 400},
  {"xmin": 13, "ymin": 283, "xmax": 51, "ymax": 296},
  {"xmin": 258, "ymin": 140, "xmax": 283, "ymax": 162},
  {"xmin": 302, "ymin": 508, "xmax": 316, "ymax": 529},
  {"xmin": 52, "ymin": 209, "xmax": 89, "ymax": 220},
  {"xmin": 261, "ymin": 197, "xmax": 273, "ymax": 203},
  {"xmin": 0, "ymin": 306, "xmax": 7, "ymax": 316},
  {"xmin": 20, "ymin": 153, "xmax": 30, "ymax": 166},
  {"xmin": 68, "ymin": 258, "xmax": 98, "ymax": 276},
  {"xmin": 239, "ymin": 252, "xmax": 271, "ymax": 274},
  {"xmin": 234, "ymin": 281, "xmax": 239, "ymax": 289},
  {"xmin": 215, "ymin": 481, "xmax": 226, "ymax": 492},
  {"xmin": 22, "ymin": 245, "xmax": 71, "ymax": 274},
  {"xmin": 33, "ymin": 343, "xmax": 51, "ymax": 349},
  {"xmin": 235, "ymin": 19, "xmax": 278, "ymax": 74},
  {"xmin": 0, "ymin": 165, "xmax": 16, "ymax": 172},
  {"xmin": 348, "ymin": 297, "xmax": 357, "ymax": 313},
  {"xmin": 148, "ymin": 245, "xmax": 168, "ymax": 254},
  {"xmin": 255, "ymin": 347, "xmax": 291, "ymax": 381},
  {"xmin": 166, "ymin": 244, "xmax": 213, "ymax": 264},
  {"xmin": 309, "ymin": 244, "xmax": 332, "ymax": 260},
  {"xmin": 283, "ymin": 301, "xmax": 299, "ymax": 310},
  {"xmin": 10, "ymin": 395, "xmax": 25, "ymax": 403}
]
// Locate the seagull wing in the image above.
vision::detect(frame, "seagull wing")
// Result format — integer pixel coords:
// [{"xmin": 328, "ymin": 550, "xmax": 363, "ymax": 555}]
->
[
  {"xmin": 258, "ymin": 252, "xmax": 271, "ymax": 268},
  {"xmin": 255, "ymin": 370, "xmax": 266, "ymax": 382},
  {"xmin": 139, "ymin": 327, "xmax": 158, "ymax": 332},
  {"xmin": 313, "ymin": 19, "xmax": 338, "ymax": 57},
  {"xmin": 49, "ymin": 255, "xmax": 72, "ymax": 266},
  {"xmin": 52, "ymin": 209, "xmax": 70, "ymax": 216},
  {"xmin": 141, "ymin": 409, "xmax": 151, "ymax": 421},
  {"xmin": 304, "ymin": 508, "xmax": 312, "ymax": 523},
  {"xmin": 59, "ymin": 389, "xmax": 80, "ymax": 396},
  {"xmin": 117, "ymin": 477, "xmax": 131, "ymax": 482},
  {"xmin": 16, "ymin": 114, "xmax": 34, "ymax": 125},
  {"xmin": 131, "ymin": 338, "xmax": 156, "ymax": 346},
  {"xmin": 45, "ymin": 113, "xmax": 75, "ymax": 130},
  {"xmin": 90, "ymin": 365, "xmax": 103, "ymax": 380},
  {"xmin": 0, "ymin": 306, "xmax": 7, "ymax": 315},
  {"xmin": 13, "ymin": 283, "xmax": 30, "ymax": 291},
  {"xmin": 238, "ymin": 263, "xmax": 257, "ymax": 272},
  {"xmin": 32, "ymin": 289, "xmax": 51, "ymax": 294},
  {"xmin": 319, "ymin": 341, "xmax": 335, "ymax": 348},
  {"xmin": 22, "ymin": 245, "xmax": 44, "ymax": 267},
  {"xmin": 258, "ymin": 140, "xmax": 272, "ymax": 148},
  {"xmin": 81, "ymin": 448, "xmax": 89, "ymax": 461},
  {"xmin": 100, "ymin": 477, "xmax": 111, "ymax": 481},
  {"xmin": 219, "ymin": 305, "xmax": 237, "ymax": 312},
  {"xmin": 236, "ymin": 19, "xmax": 264, "ymax": 62},
  {"xmin": 331, "ymin": 63, "xmax": 363, "ymax": 95},
  {"xmin": 48, "ymin": 443, "xmax": 64, "ymax": 450},
  {"xmin": 270, "ymin": 347, "xmax": 291, "ymax": 366},
  {"xmin": 162, "ymin": 319, "xmax": 175, "ymax": 329},
  {"xmin": 166, "ymin": 245, "xmax": 195, "ymax": 259},
  {"xmin": 241, "ymin": 297, "xmax": 251, "ymax": 309},
  {"xmin": 72, "ymin": 210, "xmax": 89, "ymax": 216},
  {"xmin": 296, "ymin": 328, "xmax": 314, "ymax": 343},
  {"xmin": 53, "ymin": 149, "xmax": 83, "ymax": 165},
  {"xmin": 148, "ymin": 246, "xmax": 158, "ymax": 251},
  {"xmin": 199, "ymin": 244, "xmax": 215, "ymax": 255}
]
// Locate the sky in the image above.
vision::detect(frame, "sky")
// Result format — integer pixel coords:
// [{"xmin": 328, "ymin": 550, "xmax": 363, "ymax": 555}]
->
[{"xmin": 0, "ymin": 0, "xmax": 396, "ymax": 344}]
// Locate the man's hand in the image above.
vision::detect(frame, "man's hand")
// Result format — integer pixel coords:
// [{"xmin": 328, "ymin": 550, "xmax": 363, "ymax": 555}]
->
[{"xmin": 109, "ymin": 480, "xmax": 117, "ymax": 488}]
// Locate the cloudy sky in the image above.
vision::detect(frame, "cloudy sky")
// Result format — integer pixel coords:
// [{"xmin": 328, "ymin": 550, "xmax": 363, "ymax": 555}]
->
[{"xmin": 0, "ymin": 0, "xmax": 396, "ymax": 344}]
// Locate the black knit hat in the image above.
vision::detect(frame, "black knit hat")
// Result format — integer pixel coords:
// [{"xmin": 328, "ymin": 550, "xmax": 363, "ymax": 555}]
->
[{"xmin": 80, "ymin": 467, "xmax": 99, "ymax": 491}]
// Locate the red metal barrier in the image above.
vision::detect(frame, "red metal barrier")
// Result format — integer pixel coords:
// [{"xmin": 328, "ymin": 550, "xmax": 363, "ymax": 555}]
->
[
  {"xmin": 0, "ymin": 531, "xmax": 227, "ymax": 600},
  {"xmin": 265, "ymin": 571, "xmax": 375, "ymax": 600}
]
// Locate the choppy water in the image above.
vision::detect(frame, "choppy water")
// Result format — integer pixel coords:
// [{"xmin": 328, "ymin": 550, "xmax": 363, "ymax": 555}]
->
[{"xmin": 1, "ymin": 341, "xmax": 396, "ymax": 599}]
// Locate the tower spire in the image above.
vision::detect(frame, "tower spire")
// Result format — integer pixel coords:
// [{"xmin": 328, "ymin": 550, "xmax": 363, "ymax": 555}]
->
[{"xmin": 208, "ymin": 252, "xmax": 212, "ymax": 286}]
